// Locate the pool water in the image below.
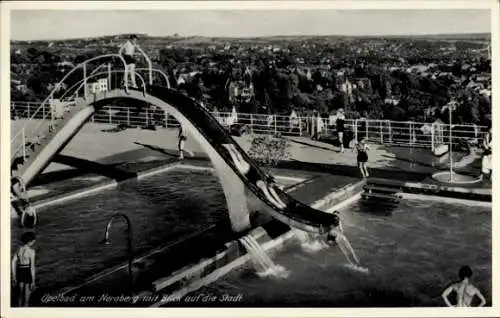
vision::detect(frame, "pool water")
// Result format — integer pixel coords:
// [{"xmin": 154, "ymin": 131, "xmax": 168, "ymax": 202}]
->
[
  {"xmin": 11, "ymin": 170, "xmax": 229, "ymax": 291},
  {"xmin": 11, "ymin": 168, "xmax": 303, "ymax": 292},
  {"xmin": 188, "ymin": 198, "xmax": 491, "ymax": 307}
]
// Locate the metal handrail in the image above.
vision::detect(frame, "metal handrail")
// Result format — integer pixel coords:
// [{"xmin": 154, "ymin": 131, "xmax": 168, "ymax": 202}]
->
[
  {"xmin": 136, "ymin": 47, "xmax": 153, "ymax": 86},
  {"xmin": 118, "ymin": 46, "xmax": 170, "ymax": 88},
  {"xmin": 135, "ymin": 68, "xmax": 170, "ymax": 88},
  {"xmin": 11, "ymin": 102, "xmax": 488, "ymax": 149},
  {"xmin": 11, "ymin": 54, "xmax": 128, "ymax": 143},
  {"xmin": 11, "ymin": 69, "xmax": 146, "ymax": 159},
  {"xmin": 11, "ymin": 67, "xmax": 166, "ymax": 160},
  {"xmin": 11, "ymin": 54, "xmax": 129, "ymax": 160},
  {"xmin": 52, "ymin": 70, "xmax": 147, "ymax": 102},
  {"xmin": 58, "ymin": 63, "xmax": 109, "ymax": 101},
  {"xmin": 59, "ymin": 66, "xmax": 168, "ymax": 103}
]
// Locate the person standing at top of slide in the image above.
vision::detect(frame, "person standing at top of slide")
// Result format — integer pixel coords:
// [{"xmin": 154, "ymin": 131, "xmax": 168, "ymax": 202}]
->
[{"xmin": 119, "ymin": 35, "xmax": 139, "ymax": 88}]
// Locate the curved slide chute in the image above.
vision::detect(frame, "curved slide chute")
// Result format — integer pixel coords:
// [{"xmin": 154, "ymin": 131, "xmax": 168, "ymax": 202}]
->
[{"xmin": 12, "ymin": 86, "xmax": 339, "ymax": 233}]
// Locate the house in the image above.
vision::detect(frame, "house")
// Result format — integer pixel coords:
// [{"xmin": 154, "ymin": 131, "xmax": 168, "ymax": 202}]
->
[
  {"xmin": 85, "ymin": 78, "xmax": 108, "ymax": 95},
  {"xmin": 228, "ymin": 81, "xmax": 254, "ymax": 103},
  {"xmin": 384, "ymin": 97, "xmax": 400, "ymax": 105}
]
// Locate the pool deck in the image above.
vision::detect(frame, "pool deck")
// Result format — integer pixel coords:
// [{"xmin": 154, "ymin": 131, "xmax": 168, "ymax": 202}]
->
[{"xmin": 13, "ymin": 120, "xmax": 445, "ymax": 174}]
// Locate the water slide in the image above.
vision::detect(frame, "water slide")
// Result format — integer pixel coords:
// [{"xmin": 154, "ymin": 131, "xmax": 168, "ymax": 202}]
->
[
  {"xmin": 138, "ymin": 86, "xmax": 339, "ymax": 232},
  {"xmin": 12, "ymin": 85, "xmax": 339, "ymax": 233}
]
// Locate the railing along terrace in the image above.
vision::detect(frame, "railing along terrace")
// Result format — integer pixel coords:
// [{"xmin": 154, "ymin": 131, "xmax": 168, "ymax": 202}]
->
[
  {"xmin": 11, "ymin": 102, "xmax": 488, "ymax": 150},
  {"xmin": 10, "ymin": 54, "xmax": 131, "ymax": 161}
]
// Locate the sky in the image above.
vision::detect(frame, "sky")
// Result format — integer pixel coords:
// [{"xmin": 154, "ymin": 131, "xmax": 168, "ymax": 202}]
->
[{"xmin": 10, "ymin": 9, "xmax": 491, "ymax": 41}]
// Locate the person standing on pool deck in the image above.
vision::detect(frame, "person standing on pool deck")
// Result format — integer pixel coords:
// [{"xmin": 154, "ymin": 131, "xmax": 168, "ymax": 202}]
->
[
  {"xmin": 12, "ymin": 232, "xmax": 36, "ymax": 307},
  {"xmin": 119, "ymin": 35, "xmax": 139, "ymax": 88},
  {"xmin": 481, "ymin": 127, "xmax": 492, "ymax": 181},
  {"xmin": 442, "ymin": 266, "xmax": 486, "ymax": 307},
  {"xmin": 353, "ymin": 137, "xmax": 370, "ymax": 178},
  {"xmin": 336, "ymin": 108, "xmax": 346, "ymax": 153},
  {"xmin": 178, "ymin": 125, "xmax": 187, "ymax": 160}
]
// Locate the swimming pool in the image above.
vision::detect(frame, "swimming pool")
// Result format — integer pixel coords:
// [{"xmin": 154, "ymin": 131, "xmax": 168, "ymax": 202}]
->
[
  {"xmin": 11, "ymin": 169, "xmax": 229, "ymax": 291},
  {"xmin": 183, "ymin": 198, "xmax": 491, "ymax": 307},
  {"xmin": 10, "ymin": 167, "xmax": 334, "ymax": 294}
]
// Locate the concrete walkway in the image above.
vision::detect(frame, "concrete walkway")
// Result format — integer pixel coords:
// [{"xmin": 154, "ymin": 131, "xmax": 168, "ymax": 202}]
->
[{"xmin": 10, "ymin": 121, "xmax": 445, "ymax": 175}]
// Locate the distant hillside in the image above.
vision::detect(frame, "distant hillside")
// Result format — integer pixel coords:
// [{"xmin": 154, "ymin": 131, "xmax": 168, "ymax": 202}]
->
[{"xmin": 11, "ymin": 32, "xmax": 490, "ymax": 46}]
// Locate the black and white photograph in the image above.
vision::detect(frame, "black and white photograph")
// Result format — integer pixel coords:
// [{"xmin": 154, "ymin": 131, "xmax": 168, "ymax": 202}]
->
[{"xmin": 1, "ymin": 0, "xmax": 498, "ymax": 316}]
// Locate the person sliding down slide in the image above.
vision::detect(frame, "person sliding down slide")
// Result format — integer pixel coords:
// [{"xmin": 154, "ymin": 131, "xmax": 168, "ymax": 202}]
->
[
  {"xmin": 322, "ymin": 212, "xmax": 368, "ymax": 272},
  {"xmin": 222, "ymin": 144, "xmax": 287, "ymax": 210}
]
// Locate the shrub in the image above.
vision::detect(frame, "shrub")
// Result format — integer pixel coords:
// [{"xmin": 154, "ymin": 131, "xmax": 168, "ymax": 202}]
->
[{"xmin": 247, "ymin": 134, "xmax": 291, "ymax": 168}]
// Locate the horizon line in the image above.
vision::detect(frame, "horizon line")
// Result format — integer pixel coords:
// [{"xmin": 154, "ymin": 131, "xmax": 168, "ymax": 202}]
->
[{"xmin": 10, "ymin": 31, "xmax": 492, "ymax": 42}]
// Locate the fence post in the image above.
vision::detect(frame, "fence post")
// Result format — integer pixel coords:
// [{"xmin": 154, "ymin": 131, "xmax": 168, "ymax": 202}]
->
[
  {"xmin": 108, "ymin": 107, "xmax": 112, "ymax": 124},
  {"xmin": 50, "ymin": 96, "xmax": 55, "ymax": 128},
  {"xmin": 431, "ymin": 123, "xmax": 435, "ymax": 152},
  {"xmin": 145, "ymin": 108, "xmax": 149, "ymax": 126},
  {"xmin": 409, "ymin": 122, "xmax": 413, "ymax": 146},
  {"xmin": 127, "ymin": 108, "xmax": 131, "ymax": 126},
  {"xmin": 250, "ymin": 114, "xmax": 254, "ymax": 134},
  {"xmin": 299, "ymin": 116, "xmax": 302, "ymax": 136},
  {"xmin": 365, "ymin": 120, "xmax": 369, "ymax": 141},
  {"xmin": 22, "ymin": 127, "xmax": 26, "ymax": 161},
  {"xmin": 388, "ymin": 120, "xmax": 392, "ymax": 144},
  {"xmin": 27, "ymin": 103, "xmax": 30, "ymax": 118},
  {"xmin": 164, "ymin": 111, "xmax": 168, "ymax": 128},
  {"xmin": 354, "ymin": 119, "xmax": 358, "ymax": 142},
  {"xmin": 380, "ymin": 121, "xmax": 383, "ymax": 144},
  {"xmin": 83, "ymin": 63, "xmax": 88, "ymax": 98},
  {"xmin": 274, "ymin": 115, "xmax": 277, "ymax": 135},
  {"xmin": 108, "ymin": 63, "xmax": 112, "ymax": 88},
  {"xmin": 42, "ymin": 103, "xmax": 45, "ymax": 119}
]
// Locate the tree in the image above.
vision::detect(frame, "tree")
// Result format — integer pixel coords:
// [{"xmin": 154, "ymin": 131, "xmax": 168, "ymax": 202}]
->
[{"xmin": 247, "ymin": 135, "xmax": 291, "ymax": 170}]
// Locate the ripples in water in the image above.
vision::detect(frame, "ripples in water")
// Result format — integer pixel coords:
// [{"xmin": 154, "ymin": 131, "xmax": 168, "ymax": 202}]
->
[
  {"xmin": 193, "ymin": 198, "xmax": 491, "ymax": 307},
  {"xmin": 11, "ymin": 170, "xmax": 227, "ymax": 290}
]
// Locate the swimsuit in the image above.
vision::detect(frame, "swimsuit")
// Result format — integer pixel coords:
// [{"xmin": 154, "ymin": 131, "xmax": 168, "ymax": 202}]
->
[
  {"xmin": 17, "ymin": 265, "xmax": 32, "ymax": 284},
  {"xmin": 22, "ymin": 213, "xmax": 37, "ymax": 228},
  {"xmin": 123, "ymin": 55, "xmax": 135, "ymax": 65},
  {"xmin": 122, "ymin": 41, "xmax": 136, "ymax": 65},
  {"xmin": 336, "ymin": 118, "xmax": 345, "ymax": 133},
  {"xmin": 326, "ymin": 232, "xmax": 337, "ymax": 243},
  {"xmin": 356, "ymin": 144, "xmax": 368, "ymax": 163},
  {"xmin": 15, "ymin": 248, "xmax": 33, "ymax": 284}
]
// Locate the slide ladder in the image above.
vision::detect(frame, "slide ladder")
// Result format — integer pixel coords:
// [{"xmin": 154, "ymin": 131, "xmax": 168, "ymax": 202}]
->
[{"xmin": 10, "ymin": 51, "xmax": 166, "ymax": 202}]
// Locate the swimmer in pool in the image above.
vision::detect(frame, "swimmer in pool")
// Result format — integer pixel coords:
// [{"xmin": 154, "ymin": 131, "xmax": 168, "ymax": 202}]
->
[
  {"xmin": 223, "ymin": 144, "xmax": 287, "ymax": 209},
  {"xmin": 442, "ymin": 265, "xmax": 486, "ymax": 307},
  {"xmin": 12, "ymin": 231, "xmax": 36, "ymax": 307},
  {"xmin": 323, "ymin": 211, "xmax": 361, "ymax": 267}
]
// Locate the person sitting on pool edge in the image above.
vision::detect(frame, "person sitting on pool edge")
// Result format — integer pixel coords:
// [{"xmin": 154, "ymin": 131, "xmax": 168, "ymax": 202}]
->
[
  {"xmin": 321, "ymin": 211, "xmax": 361, "ymax": 267},
  {"xmin": 442, "ymin": 265, "xmax": 486, "ymax": 307},
  {"xmin": 20, "ymin": 202, "xmax": 37, "ymax": 229}
]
